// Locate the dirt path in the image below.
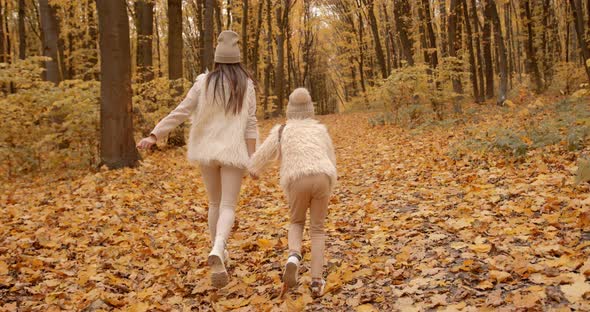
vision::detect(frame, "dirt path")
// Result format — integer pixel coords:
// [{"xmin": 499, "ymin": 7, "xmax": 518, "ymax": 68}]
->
[{"xmin": 1, "ymin": 112, "xmax": 589, "ymax": 311}]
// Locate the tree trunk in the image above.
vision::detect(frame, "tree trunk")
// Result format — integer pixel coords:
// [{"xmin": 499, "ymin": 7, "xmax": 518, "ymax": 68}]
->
[
  {"xmin": 274, "ymin": 0, "xmax": 288, "ymax": 115},
  {"xmin": 569, "ymin": 0, "xmax": 590, "ymax": 82},
  {"xmin": 196, "ymin": 0, "xmax": 205, "ymax": 72},
  {"xmin": 95, "ymin": 0, "xmax": 140, "ymax": 169},
  {"xmin": 382, "ymin": 3, "xmax": 393, "ymax": 73},
  {"xmin": 18, "ymin": 0, "xmax": 26, "ymax": 59},
  {"xmin": 421, "ymin": 0, "xmax": 439, "ymax": 70},
  {"xmin": 168, "ymin": 0, "xmax": 183, "ymax": 80},
  {"xmin": 39, "ymin": 0, "xmax": 64, "ymax": 84},
  {"xmin": 0, "ymin": 0, "xmax": 5, "ymax": 63},
  {"xmin": 242, "ymin": 0, "xmax": 248, "ymax": 68},
  {"xmin": 168, "ymin": 0, "xmax": 185, "ymax": 146},
  {"xmin": 469, "ymin": 0, "xmax": 485, "ymax": 102},
  {"xmin": 393, "ymin": 0, "xmax": 414, "ymax": 66},
  {"xmin": 154, "ymin": 12, "xmax": 162, "ymax": 76},
  {"xmin": 357, "ymin": 1, "xmax": 366, "ymax": 91},
  {"xmin": 482, "ymin": 0, "xmax": 494, "ymax": 99},
  {"xmin": 364, "ymin": 0, "xmax": 387, "ymax": 78},
  {"xmin": 135, "ymin": 0, "xmax": 154, "ymax": 82},
  {"xmin": 264, "ymin": 0, "xmax": 273, "ymax": 118},
  {"xmin": 521, "ymin": 0, "xmax": 544, "ymax": 92},
  {"xmin": 439, "ymin": 0, "xmax": 448, "ymax": 57},
  {"xmin": 251, "ymin": 0, "xmax": 264, "ymax": 78},
  {"xmin": 1, "ymin": 0, "xmax": 11, "ymax": 65},
  {"xmin": 541, "ymin": 0, "xmax": 552, "ymax": 87},
  {"xmin": 286, "ymin": 9, "xmax": 292, "ymax": 92},
  {"xmin": 448, "ymin": 0, "xmax": 463, "ymax": 94},
  {"xmin": 65, "ymin": 7, "xmax": 74, "ymax": 80},
  {"xmin": 511, "ymin": 2, "xmax": 522, "ymax": 76},
  {"xmin": 86, "ymin": 0, "xmax": 99, "ymax": 80},
  {"xmin": 504, "ymin": 3, "xmax": 514, "ymax": 87},
  {"xmin": 461, "ymin": 0, "xmax": 479, "ymax": 101},
  {"xmin": 214, "ymin": 0, "xmax": 222, "ymax": 36},
  {"xmin": 203, "ymin": 0, "xmax": 214, "ymax": 70},
  {"xmin": 226, "ymin": 0, "xmax": 232, "ymax": 28},
  {"xmin": 303, "ymin": 0, "xmax": 313, "ymax": 86},
  {"xmin": 488, "ymin": 0, "xmax": 508, "ymax": 104}
]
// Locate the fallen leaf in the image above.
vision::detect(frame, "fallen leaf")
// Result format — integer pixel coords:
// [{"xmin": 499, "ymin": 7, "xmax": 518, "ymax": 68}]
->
[
  {"xmin": 256, "ymin": 238, "xmax": 274, "ymax": 250},
  {"xmin": 561, "ymin": 275, "xmax": 590, "ymax": 304},
  {"xmin": 355, "ymin": 304, "xmax": 378, "ymax": 312},
  {"xmin": 512, "ymin": 292, "xmax": 541, "ymax": 309},
  {"xmin": 469, "ymin": 244, "xmax": 492, "ymax": 253},
  {"xmin": 489, "ymin": 270, "xmax": 511, "ymax": 283},
  {"xmin": 0, "ymin": 261, "xmax": 8, "ymax": 275}
]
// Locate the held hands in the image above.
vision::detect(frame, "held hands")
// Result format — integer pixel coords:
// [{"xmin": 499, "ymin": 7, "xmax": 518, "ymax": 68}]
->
[{"xmin": 137, "ymin": 134, "xmax": 157, "ymax": 150}]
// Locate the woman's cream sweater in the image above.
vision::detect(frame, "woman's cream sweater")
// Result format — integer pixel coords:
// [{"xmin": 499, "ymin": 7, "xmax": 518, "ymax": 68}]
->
[
  {"xmin": 248, "ymin": 119, "xmax": 337, "ymax": 191},
  {"xmin": 151, "ymin": 73, "xmax": 258, "ymax": 168}
]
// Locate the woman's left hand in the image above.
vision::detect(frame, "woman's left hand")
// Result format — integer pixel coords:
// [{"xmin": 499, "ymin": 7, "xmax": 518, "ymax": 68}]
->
[{"xmin": 137, "ymin": 135, "xmax": 157, "ymax": 150}]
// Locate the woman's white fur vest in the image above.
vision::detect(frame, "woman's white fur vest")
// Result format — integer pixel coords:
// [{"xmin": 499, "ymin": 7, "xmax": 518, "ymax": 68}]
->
[
  {"xmin": 187, "ymin": 75, "xmax": 255, "ymax": 168},
  {"xmin": 248, "ymin": 119, "xmax": 337, "ymax": 191}
]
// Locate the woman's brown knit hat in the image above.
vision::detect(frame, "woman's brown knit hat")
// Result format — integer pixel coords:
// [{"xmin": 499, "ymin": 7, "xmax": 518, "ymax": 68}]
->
[
  {"xmin": 215, "ymin": 31, "xmax": 241, "ymax": 64},
  {"xmin": 286, "ymin": 88, "xmax": 314, "ymax": 119}
]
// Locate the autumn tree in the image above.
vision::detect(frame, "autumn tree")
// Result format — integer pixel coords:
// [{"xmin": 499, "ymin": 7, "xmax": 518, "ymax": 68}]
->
[
  {"xmin": 569, "ymin": 0, "xmax": 590, "ymax": 82},
  {"xmin": 135, "ymin": 0, "xmax": 154, "ymax": 82},
  {"xmin": 482, "ymin": 0, "xmax": 494, "ymax": 99},
  {"xmin": 168, "ymin": 0, "xmax": 183, "ymax": 81},
  {"xmin": 96, "ymin": 0, "xmax": 140, "ymax": 168},
  {"xmin": 362, "ymin": 0, "xmax": 387, "ymax": 79},
  {"xmin": 202, "ymin": 0, "xmax": 215, "ymax": 71},
  {"xmin": 18, "ymin": 0, "xmax": 26, "ymax": 60},
  {"xmin": 461, "ymin": 0, "xmax": 479, "ymax": 101},
  {"xmin": 487, "ymin": 0, "xmax": 508, "ymax": 104},
  {"xmin": 274, "ymin": 0, "xmax": 291, "ymax": 115},
  {"xmin": 39, "ymin": 0, "xmax": 65, "ymax": 84},
  {"xmin": 447, "ymin": 0, "xmax": 463, "ymax": 94},
  {"xmin": 393, "ymin": 0, "xmax": 414, "ymax": 66},
  {"xmin": 242, "ymin": 0, "xmax": 249, "ymax": 68},
  {"xmin": 521, "ymin": 0, "xmax": 544, "ymax": 93}
]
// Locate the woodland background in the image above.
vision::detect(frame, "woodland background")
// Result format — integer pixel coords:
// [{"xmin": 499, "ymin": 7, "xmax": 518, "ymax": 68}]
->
[
  {"xmin": 1, "ymin": 0, "xmax": 590, "ymax": 310},
  {"xmin": 0, "ymin": 0, "xmax": 589, "ymax": 173}
]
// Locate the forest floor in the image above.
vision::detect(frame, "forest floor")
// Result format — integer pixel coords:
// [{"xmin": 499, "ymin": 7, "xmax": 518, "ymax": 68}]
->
[{"xmin": 1, "ymin": 96, "xmax": 590, "ymax": 311}]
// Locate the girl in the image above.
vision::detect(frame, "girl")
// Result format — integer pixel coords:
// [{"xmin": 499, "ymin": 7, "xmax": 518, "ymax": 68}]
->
[
  {"xmin": 248, "ymin": 88, "xmax": 337, "ymax": 297},
  {"xmin": 137, "ymin": 31, "xmax": 257, "ymax": 288}
]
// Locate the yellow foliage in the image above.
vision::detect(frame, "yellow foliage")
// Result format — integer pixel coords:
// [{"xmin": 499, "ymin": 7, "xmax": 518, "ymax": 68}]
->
[{"xmin": 1, "ymin": 59, "xmax": 100, "ymax": 176}]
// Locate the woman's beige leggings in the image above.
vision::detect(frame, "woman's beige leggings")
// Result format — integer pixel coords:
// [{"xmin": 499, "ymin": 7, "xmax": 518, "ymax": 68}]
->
[
  {"xmin": 199, "ymin": 161, "xmax": 244, "ymax": 249},
  {"xmin": 287, "ymin": 174, "xmax": 331, "ymax": 279}
]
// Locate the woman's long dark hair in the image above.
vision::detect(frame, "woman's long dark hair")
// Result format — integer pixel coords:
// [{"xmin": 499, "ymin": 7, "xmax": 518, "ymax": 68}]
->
[{"xmin": 205, "ymin": 63, "xmax": 255, "ymax": 115}]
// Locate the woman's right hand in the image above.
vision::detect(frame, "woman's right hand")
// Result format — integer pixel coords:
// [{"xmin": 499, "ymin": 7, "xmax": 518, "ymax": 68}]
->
[{"xmin": 137, "ymin": 134, "xmax": 157, "ymax": 150}]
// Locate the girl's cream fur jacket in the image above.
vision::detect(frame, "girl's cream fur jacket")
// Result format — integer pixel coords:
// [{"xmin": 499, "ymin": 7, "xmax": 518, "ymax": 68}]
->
[{"xmin": 248, "ymin": 119, "xmax": 337, "ymax": 191}]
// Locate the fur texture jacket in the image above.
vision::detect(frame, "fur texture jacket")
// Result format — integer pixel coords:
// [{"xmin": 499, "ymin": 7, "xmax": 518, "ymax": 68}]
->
[
  {"xmin": 248, "ymin": 119, "xmax": 337, "ymax": 191},
  {"xmin": 151, "ymin": 73, "xmax": 258, "ymax": 168}
]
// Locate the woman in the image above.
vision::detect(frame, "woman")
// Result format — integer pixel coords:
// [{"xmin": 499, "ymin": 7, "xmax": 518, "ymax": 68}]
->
[{"xmin": 137, "ymin": 31, "xmax": 257, "ymax": 288}]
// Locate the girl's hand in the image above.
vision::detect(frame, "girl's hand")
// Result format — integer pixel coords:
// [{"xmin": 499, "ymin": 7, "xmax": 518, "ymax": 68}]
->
[{"xmin": 137, "ymin": 135, "xmax": 157, "ymax": 150}]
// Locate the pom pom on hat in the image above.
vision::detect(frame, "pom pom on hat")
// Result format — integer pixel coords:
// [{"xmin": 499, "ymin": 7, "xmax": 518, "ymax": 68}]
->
[{"xmin": 286, "ymin": 88, "xmax": 314, "ymax": 119}]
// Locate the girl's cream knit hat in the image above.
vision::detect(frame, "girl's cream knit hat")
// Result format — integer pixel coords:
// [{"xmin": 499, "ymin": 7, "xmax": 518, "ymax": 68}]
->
[
  {"xmin": 287, "ymin": 88, "xmax": 314, "ymax": 119},
  {"xmin": 215, "ymin": 31, "xmax": 241, "ymax": 64}
]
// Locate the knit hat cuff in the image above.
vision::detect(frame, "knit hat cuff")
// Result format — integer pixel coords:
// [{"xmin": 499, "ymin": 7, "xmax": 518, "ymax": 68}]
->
[
  {"xmin": 286, "ymin": 110, "xmax": 314, "ymax": 119},
  {"xmin": 214, "ymin": 54, "xmax": 241, "ymax": 64}
]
